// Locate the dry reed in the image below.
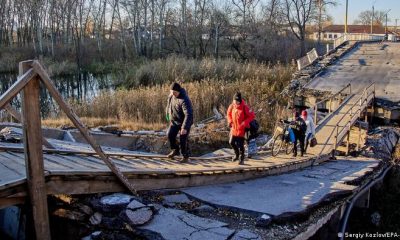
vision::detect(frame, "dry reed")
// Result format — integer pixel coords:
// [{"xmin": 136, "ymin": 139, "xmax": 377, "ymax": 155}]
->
[{"xmin": 59, "ymin": 60, "xmax": 295, "ymax": 133}]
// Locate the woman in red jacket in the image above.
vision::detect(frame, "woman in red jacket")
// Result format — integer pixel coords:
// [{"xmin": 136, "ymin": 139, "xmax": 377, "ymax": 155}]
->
[{"xmin": 227, "ymin": 92, "xmax": 255, "ymax": 165}]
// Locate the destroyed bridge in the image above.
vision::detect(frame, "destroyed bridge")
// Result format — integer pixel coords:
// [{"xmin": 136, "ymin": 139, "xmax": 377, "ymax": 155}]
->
[{"xmin": 0, "ymin": 34, "xmax": 399, "ymax": 240}]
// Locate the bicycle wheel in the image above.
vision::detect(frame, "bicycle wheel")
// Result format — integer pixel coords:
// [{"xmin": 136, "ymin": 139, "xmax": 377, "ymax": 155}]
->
[
  {"xmin": 285, "ymin": 142, "xmax": 294, "ymax": 155},
  {"xmin": 271, "ymin": 134, "xmax": 284, "ymax": 157}
]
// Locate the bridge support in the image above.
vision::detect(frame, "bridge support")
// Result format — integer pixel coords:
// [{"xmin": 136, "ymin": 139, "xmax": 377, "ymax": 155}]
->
[{"xmin": 20, "ymin": 61, "xmax": 51, "ymax": 240}]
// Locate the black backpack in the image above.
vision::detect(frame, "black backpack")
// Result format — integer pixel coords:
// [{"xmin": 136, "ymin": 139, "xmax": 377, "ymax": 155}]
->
[
  {"xmin": 294, "ymin": 117, "xmax": 307, "ymax": 133},
  {"xmin": 243, "ymin": 105, "xmax": 259, "ymax": 136}
]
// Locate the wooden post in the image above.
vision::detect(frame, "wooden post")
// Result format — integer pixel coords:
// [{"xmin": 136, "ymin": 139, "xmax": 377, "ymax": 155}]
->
[{"xmin": 20, "ymin": 61, "xmax": 51, "ymax": 240}]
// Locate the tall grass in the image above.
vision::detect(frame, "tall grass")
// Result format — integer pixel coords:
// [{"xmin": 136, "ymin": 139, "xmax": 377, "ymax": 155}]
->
[
  {"xmin": 58, "ymin": 58, "xmax": 295, "ymax": 133},
  {"xmin": 115, "ymin": 56, "xmax": 292, "ymax": 89}
]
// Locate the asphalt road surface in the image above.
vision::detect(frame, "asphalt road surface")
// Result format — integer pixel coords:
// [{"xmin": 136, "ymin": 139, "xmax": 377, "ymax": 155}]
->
[{"xmin": 306, "ymin": 42, "xmax": 400, "ymax": 102}]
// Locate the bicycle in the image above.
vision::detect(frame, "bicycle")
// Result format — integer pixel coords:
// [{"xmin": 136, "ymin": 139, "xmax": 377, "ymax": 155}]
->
[{"xmin": 271, "ymin": 120, "xmax": 295, "ymax": 157}]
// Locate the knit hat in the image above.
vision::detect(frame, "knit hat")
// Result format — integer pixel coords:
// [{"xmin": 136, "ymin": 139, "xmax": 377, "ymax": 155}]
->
[
  {"xmin": 170, "ymin": 82, "xmax": 182, "ymax": 92},
  {"xmin": 234, "ymin": 92, "xmax": 242, "ymax": 103},
  {"xmin": 301, "ymin": 110, "xmax": 308, "ymax": 118}
]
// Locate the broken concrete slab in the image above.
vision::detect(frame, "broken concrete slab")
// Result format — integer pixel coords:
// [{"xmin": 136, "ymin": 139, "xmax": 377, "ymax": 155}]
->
[
  {"xmin": 191, "ymin": 204, "xmax": 215, "ymax": 213},
  {"xmin": 231, "ymin": 229, "xmax": 261, "ymax": 240},
  {"xmin": 123, "ymin": 207, "xmax": 153, "ymax": 226},
  {"xmin": 162, "ymin": 194, "xmax": 191, "ymax": 207},
  {"xmin": 97, "ymin": 193, "xmax": 135, "ymax": 213},
  {"xmin": 183, "ymin": 158, "xmax": 379, "ymax": 218},
  {"xmin": 89, "ymin": 212, "xmax": 102, "ymax": 225},
  {"xmin": 138, "ymin": 208, "xmax": 235, "ymax": 240},
  {"xmin": 127, "ymin": 200, "xmax": 146, "ymax": 210}
]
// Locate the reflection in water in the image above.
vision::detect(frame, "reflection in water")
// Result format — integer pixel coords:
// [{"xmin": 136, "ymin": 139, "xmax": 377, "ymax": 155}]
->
[{"xmin": 0, "ymin": 72, "xmax": 114, "ymax": 118}]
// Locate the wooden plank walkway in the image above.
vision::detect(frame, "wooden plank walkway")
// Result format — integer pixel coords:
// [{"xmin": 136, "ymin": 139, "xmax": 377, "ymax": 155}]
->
[{"xmin": 0, "ymin": 91, "xmax": 374, "ymax": 208}]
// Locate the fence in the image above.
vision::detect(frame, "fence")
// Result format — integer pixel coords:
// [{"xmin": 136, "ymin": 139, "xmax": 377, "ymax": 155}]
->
[
  {"xmin": 334, "ymin": 33, "xmax": 386, "ymax": 48},
  {"xmin": 296, "ymin": 48, "xmax": 319, "ymax": 70}
]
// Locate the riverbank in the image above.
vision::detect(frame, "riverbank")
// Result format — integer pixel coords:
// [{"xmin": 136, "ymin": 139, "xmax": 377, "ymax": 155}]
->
[{"xmin": 1, "ymin": 54, "xmax": 294, "ymax": 133}]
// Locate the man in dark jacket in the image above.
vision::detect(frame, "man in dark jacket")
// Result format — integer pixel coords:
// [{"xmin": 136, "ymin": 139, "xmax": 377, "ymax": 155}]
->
[
  {"xmin": 166, "ymin": 82, "xmax": 193, "ymax": 163},
  {"xmin": 290, "ymin": 111, "xmax": 306, "ymax": 157}
]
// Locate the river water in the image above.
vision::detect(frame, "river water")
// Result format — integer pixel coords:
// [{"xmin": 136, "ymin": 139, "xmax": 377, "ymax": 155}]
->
[{"xmin": 0, "ymin": 72, "xmax": 114, "ymax": 118}]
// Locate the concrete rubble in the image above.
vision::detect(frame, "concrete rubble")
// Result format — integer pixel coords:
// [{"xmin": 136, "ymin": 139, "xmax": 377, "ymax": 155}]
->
[
  {"xmin": 231, "ymin": 229, "xmax": 262, "ymax": 240},
  {"xmin": 123, "ymin": 207, "xmax": 153, "ymax": 226},
  {"xmin": 138, "ymin": 208, "xmax": 235, "ymax": 240},
  {"xmin": 362, "ymin": 127, "xmax": 400, "ymax": 160},
  {"xmin": 162, "ymin": 194, "xmax": 192, "ymax": 207},
  {"xmin": 0, "ymin": 127, "xmax": 23, "ymax": 143}
]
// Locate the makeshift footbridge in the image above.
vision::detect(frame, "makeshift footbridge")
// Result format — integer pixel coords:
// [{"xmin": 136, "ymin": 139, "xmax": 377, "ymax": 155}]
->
[{"xmin": 0, "ymin": 60, "xmax": 374, "ymax": 239}]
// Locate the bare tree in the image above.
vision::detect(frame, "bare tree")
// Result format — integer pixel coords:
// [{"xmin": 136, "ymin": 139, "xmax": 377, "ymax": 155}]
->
[
  {"xmin": 316, "ymin": 0, "xmax": 336, "ymax": 44},
  {"xmin": 283, "ymin": 0, "xmax": 315, "ymax": 55},
  {"xmin": 354, "ymin": 10, "xmax": 389, "ymax": 26}
]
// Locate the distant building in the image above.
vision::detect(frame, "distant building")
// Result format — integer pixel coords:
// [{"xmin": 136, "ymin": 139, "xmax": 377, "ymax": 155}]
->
[{"xmin": 310, "ymin": 25, "xmax": 388, "ymax": 41}]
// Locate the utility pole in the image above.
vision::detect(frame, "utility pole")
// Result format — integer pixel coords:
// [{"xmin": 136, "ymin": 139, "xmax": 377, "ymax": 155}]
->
[
  {"xmin": 371, "ymin": 5, "xmax": 374, "ymax": 34},
  {"xmin": 371, "ymin": 0, "xmax": 377, "ymax": 34},
  {"xmin": 385, "ymin": 9, "xmax": 391, "ymax": 34},
  {"xmin": 345, "ymin": 0, "xmax": 348, "ymax": 34}
]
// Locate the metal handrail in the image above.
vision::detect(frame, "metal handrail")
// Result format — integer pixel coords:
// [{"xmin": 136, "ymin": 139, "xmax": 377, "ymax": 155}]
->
[
  {"xmin": 313, "ymin": 83, "xmax": 352, "ymax": 125},
  {"xmin": 332, "ymin": 86, "xmax": 375, "ymax": 149},
  {"xmin": 334, "ymin": 34, "xmax": 347, "ymax": 48},
  {"xmin": 311, "ymin": 83, "xmax": 375, "ymax": 166}
]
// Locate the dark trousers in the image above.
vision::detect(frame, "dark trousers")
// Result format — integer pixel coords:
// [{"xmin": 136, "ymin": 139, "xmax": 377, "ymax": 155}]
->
[
  {"xmin": 229, "ymin": 135, "xmax": 245, "ymax": 157},
  {"xmin": 167, "ymin": 124, "xmax": 190, "ymax": 157},
  {"xmin": 293, "ymin": 130, "xmax": 305, "ymax": 156}
]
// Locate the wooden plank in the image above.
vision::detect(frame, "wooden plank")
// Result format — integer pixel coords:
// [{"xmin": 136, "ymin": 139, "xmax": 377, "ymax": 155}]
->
[
  {"xmin": 44, "ymin": 163, "xmax": 310, "ymax": 194},
  {"xmin": 0, "ymin": 67, "xmax": 37, "ymax": 110},
  {"xmin": 0, "ymin": 153, "xmax": 26, "ymax": 176},
  {"xmin": 0, "ymin": 160, "xmax": 25, "ymax": 180},
  {"xmin": 20, "ymin": 61, "xmax": 51, "ymax": 240},
  {"xmin": 0, "ymin": 179, "xmax": 27, "ymax": 197},
  {"xmin": 43, "ymin": 154, "xmax": 95, "ymax": 171},
  {"xmin": 57, "ymin": 155, "xmax": 110, "ymax": 170},
  {"xmin": 4, "ymin": 104, "xmax": 55, "ymax": 149},
  {"xmin": 82, "ymin": 155, "xmax": 135, "ymax": 170},
  {"xmin": 0, "ymin": 145, "xmax": 231, "ymax": 161},
  {"xmin": 0, "ymin": 197, "xmax": 25, "ymax": 209}
]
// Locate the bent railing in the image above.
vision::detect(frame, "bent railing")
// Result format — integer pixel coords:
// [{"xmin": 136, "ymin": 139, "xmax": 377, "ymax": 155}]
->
[{"xmin": 296, "ymin": 48, "xmax": 319, "ymax": 70}]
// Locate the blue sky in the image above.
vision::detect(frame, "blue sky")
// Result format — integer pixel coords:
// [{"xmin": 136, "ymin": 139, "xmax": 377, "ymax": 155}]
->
[{"xmin": 327, "ymin": 0, "xmax": 400, "ymax": 25}]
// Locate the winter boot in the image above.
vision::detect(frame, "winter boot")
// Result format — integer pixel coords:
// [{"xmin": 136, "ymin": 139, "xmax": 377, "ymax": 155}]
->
[
  {"xmin": 232, "ymin": 149, "xmax": 239, "ymax": 162},
  {"xmin": 238, "ymin": 153, "xmax": 245, "ymax": 165},
  {"xmin": 167, "ymin": 149, "xmax": 180, "ymax": 159},
  {"xmin": 180, "ymin": 156, "xmax": 189, "ymax": 163}
]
